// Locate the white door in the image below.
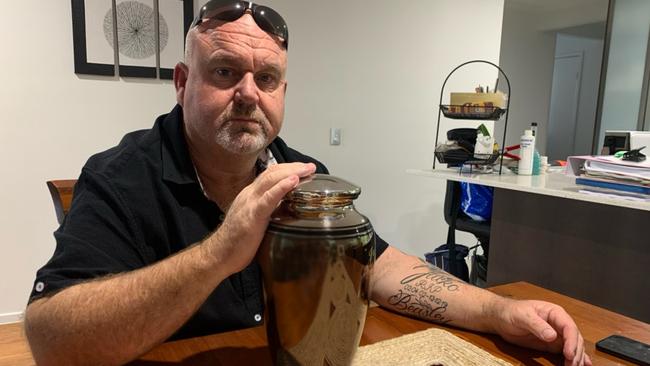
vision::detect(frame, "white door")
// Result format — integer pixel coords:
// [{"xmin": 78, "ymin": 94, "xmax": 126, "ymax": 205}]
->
[{"xmin": 548, "ymin": 53, "xmax": 583, "ymax": 161}]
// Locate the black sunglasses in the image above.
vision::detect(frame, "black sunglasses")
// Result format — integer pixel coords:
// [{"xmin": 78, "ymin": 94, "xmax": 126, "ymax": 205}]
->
[{"xmin": 191, "ymin": 0, "xmax": 289, "ymax": 49}]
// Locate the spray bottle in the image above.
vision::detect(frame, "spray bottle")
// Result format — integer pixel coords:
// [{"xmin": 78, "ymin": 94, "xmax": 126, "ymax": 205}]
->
[{"xmin": 519, "ymin": 130, "xmax": 535, "ymax": 175}]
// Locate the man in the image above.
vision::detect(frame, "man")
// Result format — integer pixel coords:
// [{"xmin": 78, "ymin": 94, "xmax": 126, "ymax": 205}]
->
[{"xmin": 25, "ymin": 1, "xmax": 591, "ymax": 365}]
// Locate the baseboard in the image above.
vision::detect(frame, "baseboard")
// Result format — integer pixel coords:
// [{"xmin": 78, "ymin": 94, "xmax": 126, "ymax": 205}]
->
[{"xmin": 0, "ymin": 311, "xmax": 24, "ymax": 324}]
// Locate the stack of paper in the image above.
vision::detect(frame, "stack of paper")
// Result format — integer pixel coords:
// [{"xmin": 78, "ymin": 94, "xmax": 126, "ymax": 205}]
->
[
  {"xmin": 578, "ymin": 187, "xmax": 650, "ymax": 202},
  {"xmin": 566, "ymin": 156, "xmax": 650, "ymax": 195}
]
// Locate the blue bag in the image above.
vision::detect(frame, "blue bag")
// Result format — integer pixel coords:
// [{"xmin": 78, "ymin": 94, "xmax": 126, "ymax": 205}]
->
[{"xmin": 459, "ymin": 183, "xmax": 493, "ymax": 222}]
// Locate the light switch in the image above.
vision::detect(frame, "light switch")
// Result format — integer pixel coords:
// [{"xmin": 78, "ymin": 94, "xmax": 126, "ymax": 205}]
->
[{"xmin": 330, "ymin": 128, "xmax": 341, "ymax": 145}]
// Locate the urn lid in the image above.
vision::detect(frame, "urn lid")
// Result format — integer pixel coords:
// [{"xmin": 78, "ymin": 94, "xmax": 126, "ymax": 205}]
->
[
  {"xmin": 286, "ymin": 174, "xmax": 361, "ymax": 205},
  {"xmin": 268, "ymin": 174, "xmax": 371, "ymax": 233}
]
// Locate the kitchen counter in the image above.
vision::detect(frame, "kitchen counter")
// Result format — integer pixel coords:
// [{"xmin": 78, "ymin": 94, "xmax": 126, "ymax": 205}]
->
[
  {"xmin": 407, "ymin": 168, "xmax": 650, "ymax": 211},
  {"xmin": 409, "ymin": 167, "xmax": 650, "ymax": 322}
]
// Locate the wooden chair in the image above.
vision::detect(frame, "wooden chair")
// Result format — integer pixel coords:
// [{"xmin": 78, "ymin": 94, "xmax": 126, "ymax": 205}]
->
[{"xmin": 46, "ymin": 179, "xmax": 77, "ymax": 224}]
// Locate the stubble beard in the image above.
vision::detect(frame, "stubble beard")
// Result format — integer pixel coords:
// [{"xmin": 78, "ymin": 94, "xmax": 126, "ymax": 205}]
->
[{"xmin": 214, "ymin": 102, "xmax": 270, "ymax": 155}]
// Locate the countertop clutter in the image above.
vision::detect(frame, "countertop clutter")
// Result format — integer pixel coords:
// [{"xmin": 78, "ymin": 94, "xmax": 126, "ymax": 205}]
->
[
  {"xmin": 566, "ymin": 154, "xmax": 650, "ymax": 196},
  {"xmin": 407, "ymin": 168, "xmax": 650, "ymax": 211}
]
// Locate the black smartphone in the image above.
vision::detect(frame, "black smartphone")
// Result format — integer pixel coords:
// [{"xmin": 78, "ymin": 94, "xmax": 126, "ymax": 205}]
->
[{"xmin": 596, "ymin": 334, "xmax": 650, "ymax": 365}]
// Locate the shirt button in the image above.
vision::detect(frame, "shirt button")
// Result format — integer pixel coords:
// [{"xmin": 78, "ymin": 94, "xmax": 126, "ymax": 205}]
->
[
  {"xmin": 254, "ymin": 314, "xmax": 262, "ymax": 322},
  {"xmin": 35, "ymin": 282, "xmax": 45, "ymax": 292}
]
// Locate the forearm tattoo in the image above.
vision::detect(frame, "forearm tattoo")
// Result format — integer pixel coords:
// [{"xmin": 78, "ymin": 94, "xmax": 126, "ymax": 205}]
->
[{"xmin": 387, "ymin": 264, "xmax": 462, "ymax": 324}]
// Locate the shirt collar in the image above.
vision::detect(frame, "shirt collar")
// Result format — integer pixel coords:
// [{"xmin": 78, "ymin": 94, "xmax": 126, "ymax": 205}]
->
[{"xmin": 160, "ymin": 105, "xmax": 198, "ymax": 185}]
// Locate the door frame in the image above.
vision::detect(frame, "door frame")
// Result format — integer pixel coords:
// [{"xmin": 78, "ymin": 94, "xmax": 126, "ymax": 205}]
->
[
  {"xmin": 639, "ymin": 25, "xmax": 650, "ymax": 131},
  {"xmin": 592, "ymin": 0, "xmax": 616, "ymax": 153}
]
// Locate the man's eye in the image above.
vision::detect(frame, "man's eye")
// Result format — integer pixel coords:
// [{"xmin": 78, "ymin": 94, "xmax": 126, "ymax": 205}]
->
[
  {"xmin": 215, "ymin": 68, "xmax": 233, "ymax": 78},
  {"xmin": 256, "ymin": 73, "xmax": 279, "ymax": 89}
]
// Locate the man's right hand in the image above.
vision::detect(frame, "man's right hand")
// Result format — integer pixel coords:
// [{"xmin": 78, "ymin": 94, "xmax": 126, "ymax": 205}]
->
[{"xmin": 204, "ymin": 162, "xmax": 316, "ymax": 276}]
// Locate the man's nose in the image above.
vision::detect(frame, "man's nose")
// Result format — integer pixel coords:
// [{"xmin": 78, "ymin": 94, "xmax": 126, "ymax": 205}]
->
[{"xmin": 234, "ymin": 73, "xmax": 259, "ymax": 106}]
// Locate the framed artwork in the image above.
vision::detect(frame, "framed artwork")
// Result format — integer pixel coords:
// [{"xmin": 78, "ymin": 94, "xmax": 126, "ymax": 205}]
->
[{"xmin": 71, "ymin": 0, "xmax": 193, "ymax": 79}]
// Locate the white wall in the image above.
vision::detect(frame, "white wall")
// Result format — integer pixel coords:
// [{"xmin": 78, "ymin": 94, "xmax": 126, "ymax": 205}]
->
[
  {"xmin": 270, "ymin": 0, "xmax": 503, "ymax": 257},
  {"xmin": 0, "ymin": 1, "xmax": 178, "ymax": 322},
  {"xmin": 554, "ymin": 34, "xmax": 604, "ymax": 156},
  {"xmin": 497, "ymin": 5, "xmax": 556, "ymax": 154},
  {"xmin": 499, "ymin": 0, "xmax": 610, "ymax": 156},
  {"xmin": 1, "ymin": 0, "xmax": 503, "ymax": 322}
]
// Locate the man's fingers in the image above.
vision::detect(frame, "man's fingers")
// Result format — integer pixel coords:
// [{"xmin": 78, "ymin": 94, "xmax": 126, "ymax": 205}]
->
[
  {"xmin": 255, "ymin": 163, "xmax": 315, "ymax": 193},
  {"xmin": 546, "ymin": 307, "xmax": 579, "ymax": 361},
  {"xmin": 260, "ymin": 175, "xmax": 300, "ymax": 209},
  {"xmin": 543, "ymin": 305, "xmax": 585, "ymax": 365},
  {"xmin": 573, "ymin": 334, "xmax": 585, "ymax": 366},
  {"xmin": 251, "ymin": 162, "xmax": 316, "ymax": 214},
  {"xmin": 567, "ymin": 334, "xmax": 583, "ymax": 366},
  {"xmin": 524, "ymin": 312, "xmax": 558, "ymax": 343}
]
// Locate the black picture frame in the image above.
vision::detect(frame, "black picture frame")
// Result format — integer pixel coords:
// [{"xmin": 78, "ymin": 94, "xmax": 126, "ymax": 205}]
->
[
  {"xmin": 71, "ymin": 0, "xmax": 114, "ymax": 76},
  {"xmin": 160, "ymin": 0, "xmax": 194, "ymax": 80},
  {"xmin": 71, "ymin": 0, "xmax": 193, "ymax": 79}
]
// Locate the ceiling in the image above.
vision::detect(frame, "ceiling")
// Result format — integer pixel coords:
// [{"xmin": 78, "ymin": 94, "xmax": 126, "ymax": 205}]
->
[
  {"xmin": 506, "ymin": 0, "xmax": 609, "ymax": 16},
  {"xmin": 505, "ymin": 0, "xmax": 610, "ymax": 31},
  {"xmin": 556, "ymin": 22, "xmax": 607, "ymax": 39}
]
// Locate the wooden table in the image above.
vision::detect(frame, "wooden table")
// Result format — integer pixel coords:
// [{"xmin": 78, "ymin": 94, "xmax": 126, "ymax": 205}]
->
[{"xmin": 2, "ymin": 282, "xmax": 648, "ymax": 366}]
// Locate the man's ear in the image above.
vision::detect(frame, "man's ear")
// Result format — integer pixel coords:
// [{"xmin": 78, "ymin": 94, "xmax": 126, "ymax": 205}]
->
[{"xmin": 174, "ymin": 62, "xmax": 189, "ymax": 106}]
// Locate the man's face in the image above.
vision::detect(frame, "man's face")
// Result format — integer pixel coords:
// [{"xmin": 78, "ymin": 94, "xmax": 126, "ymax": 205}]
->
[{"xmin": 175, "ymin": 14, "xmax": 287, "ymax": 156}]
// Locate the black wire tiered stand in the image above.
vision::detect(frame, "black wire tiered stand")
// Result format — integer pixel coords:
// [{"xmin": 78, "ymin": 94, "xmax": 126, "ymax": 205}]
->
[{"xmin": 433, "ymin": 60, "xmax": 512, "ymax": 174}]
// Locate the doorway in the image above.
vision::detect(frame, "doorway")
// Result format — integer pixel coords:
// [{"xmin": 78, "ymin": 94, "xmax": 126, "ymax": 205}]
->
[{"xmin": 548, "ymin": 53, "xmax": 583, "ymax": 161}]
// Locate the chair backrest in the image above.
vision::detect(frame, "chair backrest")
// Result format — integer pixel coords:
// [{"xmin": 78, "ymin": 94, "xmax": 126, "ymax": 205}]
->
[
  {"xmin": 46, "ymin": 179, "xmax": 77, "ymax": 224},
  {"xmin": 443, "ymin": 180, "xmax": 491, "ymax": 241},
  {"xmin": 443, "ymin": 180, "xmax": 462, "ymax": 226}
]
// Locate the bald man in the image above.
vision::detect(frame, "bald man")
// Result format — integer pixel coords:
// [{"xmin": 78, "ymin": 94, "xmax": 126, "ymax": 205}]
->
[{"xmin": 25, "ymin": 2, "xmax": 590, "ymax": 365}]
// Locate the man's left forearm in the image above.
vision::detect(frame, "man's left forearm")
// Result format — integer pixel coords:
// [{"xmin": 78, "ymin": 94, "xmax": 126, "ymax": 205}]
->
[{"xmin": 370, "ymin": 246, "xmax": 503, "ymax": 333}]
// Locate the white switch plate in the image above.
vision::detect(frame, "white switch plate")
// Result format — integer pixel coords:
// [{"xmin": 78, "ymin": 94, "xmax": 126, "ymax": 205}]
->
[{"xmin": 330, "ymin": 128, "xmax": 341, "ymax": 145}]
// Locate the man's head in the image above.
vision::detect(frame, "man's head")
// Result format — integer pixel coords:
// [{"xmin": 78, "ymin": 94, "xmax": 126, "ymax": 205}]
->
[{"xmin": 174, "ymin": 1, "xmax": 289, "ymax": 157}]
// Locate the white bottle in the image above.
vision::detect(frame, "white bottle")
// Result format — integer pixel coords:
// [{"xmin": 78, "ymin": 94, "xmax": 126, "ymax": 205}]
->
[{"xmin": 519, "ymin": 130, "xmax": 535, "ymax": 175}]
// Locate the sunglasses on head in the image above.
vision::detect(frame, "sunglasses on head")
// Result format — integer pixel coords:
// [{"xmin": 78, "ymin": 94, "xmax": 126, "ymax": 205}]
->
[{"xmin": 191, "ymin": 0, "xmax": 289, "ymax": 49}]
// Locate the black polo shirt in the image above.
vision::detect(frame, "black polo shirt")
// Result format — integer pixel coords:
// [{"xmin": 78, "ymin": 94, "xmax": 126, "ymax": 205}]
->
[{"xmin": 30, "ymin": 105, "xmax": 388, "ymax": 340}]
